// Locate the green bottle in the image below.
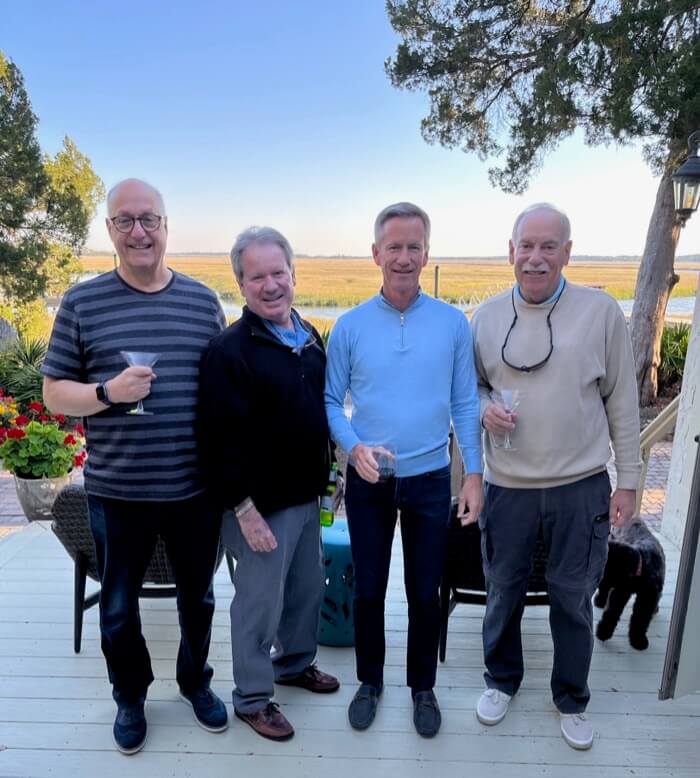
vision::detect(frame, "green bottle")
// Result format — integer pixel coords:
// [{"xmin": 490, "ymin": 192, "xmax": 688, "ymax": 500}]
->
[{"xmin": 320, "ymin": 463, "xmax": 338, "ymax": 527}]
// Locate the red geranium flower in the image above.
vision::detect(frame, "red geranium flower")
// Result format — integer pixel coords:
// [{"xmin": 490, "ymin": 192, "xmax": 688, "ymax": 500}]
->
[
  {"xmin": 0, "ymin": 387, "xmax": 4, "ymax": 397},
  {"xmin": 38, "ymin": 415, "xmax": 50, "ymax": 423},
  {"xmin": 0, "ymin": 428, "xmax": 7, "ymax": 440},
  {"xmin": 73, "ymin": 452, "xmax": 87, "ymax": 468},
  {"xmin": 53, "ymin": 414, "xmax": 66, "ymax": 424},
  {"xmin": 63, "ymin": 434, "xmax": 77, "ymax": 446},
  {"xmin": 28, "ymin": 401, "xmax": 44, "ymax": 413},
  {"xmin": 7, "ymin": 428, "xmax": 26, "ymax": 439},
  {"xmin": 74, "ymin": 423, "xmax": 85, "ymax": 436},
  {"xmin": 14, "ymin": 415, "xmax": 30, "ymax": 427}
]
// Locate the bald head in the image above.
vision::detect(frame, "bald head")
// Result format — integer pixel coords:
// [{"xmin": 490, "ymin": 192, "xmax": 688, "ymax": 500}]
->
[{"xmin": 107, "ymin": 178, "xmax": 166, "ymax": 217}]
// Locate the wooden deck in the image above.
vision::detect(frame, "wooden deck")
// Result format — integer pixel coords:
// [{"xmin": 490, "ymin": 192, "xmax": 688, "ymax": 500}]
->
[{"xmin": 0, "ymin": 521, "xmax": 698, "ymax": 778}]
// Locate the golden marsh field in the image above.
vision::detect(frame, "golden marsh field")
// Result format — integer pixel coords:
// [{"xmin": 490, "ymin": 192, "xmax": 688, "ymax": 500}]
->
[{"xmin": 81, "ymin": 255, "xmax": 699, "ymax": 308}]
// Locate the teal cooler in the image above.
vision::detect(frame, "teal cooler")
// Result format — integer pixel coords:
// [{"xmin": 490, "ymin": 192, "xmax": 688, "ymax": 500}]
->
[{"xmin": 318, "ymin": 517, "xmax": 355, "ymax": 646}]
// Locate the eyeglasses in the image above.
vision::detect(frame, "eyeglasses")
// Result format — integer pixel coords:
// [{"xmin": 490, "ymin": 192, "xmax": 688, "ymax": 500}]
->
[
  {"xmin": 109, "ymin": 214, "xmax": 163, "ymax": 233},
  {"xmin": 501, "ymin": 287, "xmax": 563, "ymax": 373}
]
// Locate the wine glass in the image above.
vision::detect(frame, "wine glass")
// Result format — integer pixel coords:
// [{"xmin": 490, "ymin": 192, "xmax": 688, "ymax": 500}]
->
[{"xmin": 120, "ymin": 351, "xmax": 160, "ymax": 415}]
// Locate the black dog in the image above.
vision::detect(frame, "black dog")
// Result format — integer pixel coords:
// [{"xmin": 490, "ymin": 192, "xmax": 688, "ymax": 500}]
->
[{"xmin": 594, "ymin": 519, "xmax": 665, "ymax": 651}]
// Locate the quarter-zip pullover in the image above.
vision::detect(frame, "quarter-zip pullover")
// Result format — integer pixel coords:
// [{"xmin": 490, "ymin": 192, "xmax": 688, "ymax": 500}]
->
[{"xmin": 325, "ymin": 291, "xmax": 482, "ymax": 476}]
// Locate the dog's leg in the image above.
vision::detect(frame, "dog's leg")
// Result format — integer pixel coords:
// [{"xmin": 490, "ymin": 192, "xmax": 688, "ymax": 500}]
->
[
  {"xmin": 628, "ymin": 588, "xmax": 659, "ymax": 651},
  {"xmin": 596, "ymin": 587, "xmax": 632, "ymax": 642}
]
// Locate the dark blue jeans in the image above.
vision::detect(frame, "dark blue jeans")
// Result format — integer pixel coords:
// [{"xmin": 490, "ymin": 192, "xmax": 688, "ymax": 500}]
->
[
  {"xmin": 88, "ymin": 492, "xmax": 222, "ymax": 705},
  {"xmin": 344, "ymin": 464, "xmax": 452, "ymax": 692}
]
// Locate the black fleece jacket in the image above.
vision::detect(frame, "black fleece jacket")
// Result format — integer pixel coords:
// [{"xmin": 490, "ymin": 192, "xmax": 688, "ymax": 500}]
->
[{"xmin": 198, "ymin": 307, "xmax": 331, "ymax": 517}]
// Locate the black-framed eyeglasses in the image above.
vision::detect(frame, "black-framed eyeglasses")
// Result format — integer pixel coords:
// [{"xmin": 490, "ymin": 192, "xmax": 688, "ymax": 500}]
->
[
  {"xmin": 501, "ymin": 287, "xmax": 563, "ymax": 373},
  {"xmin": 109, "ymin": 214, "xmax": 163, "ymax": 233}
]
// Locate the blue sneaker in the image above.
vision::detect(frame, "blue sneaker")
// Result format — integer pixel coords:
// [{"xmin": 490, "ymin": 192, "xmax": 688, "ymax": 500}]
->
[
  {"xmin": 113, "ymin": 700, "xmax": 147, "ymax": 755},
  {"xmin": 179, "ymin": 687, "xmax": 228, "ymax": 732}
]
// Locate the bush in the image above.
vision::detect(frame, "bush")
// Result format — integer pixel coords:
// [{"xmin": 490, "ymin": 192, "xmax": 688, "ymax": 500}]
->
[
  {"xmin": 0, "ymin": 337, "xmax": 48, "ymax": 407},
  {"xmin": 658, "ymin": 322, "xmax": 690, "ymax": 395}
]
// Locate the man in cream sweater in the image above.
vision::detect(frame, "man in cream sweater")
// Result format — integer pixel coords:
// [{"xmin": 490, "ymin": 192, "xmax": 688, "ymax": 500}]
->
[{"xmin": 470, "ymin": 203, "xmax": 641, "ymax": 751}]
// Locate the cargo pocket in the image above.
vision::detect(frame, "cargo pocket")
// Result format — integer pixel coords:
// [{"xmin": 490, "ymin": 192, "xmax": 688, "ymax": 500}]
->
[
  {"xmin": 478, "ymin": 499, "xmax": 493, "ymax": 569},
  {"xmin": 587, "ymin": 512, "xmax": 610, "ymax": 584}
]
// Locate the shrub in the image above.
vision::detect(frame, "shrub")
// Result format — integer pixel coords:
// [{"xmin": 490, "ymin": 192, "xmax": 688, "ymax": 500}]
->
[
  {"xmin": 0, "ymin": 337, "xmax": 47, "ymax": 407},
  {"xmin": 658, "ymin": 322, "xmax": 690, "ymax": 395}
]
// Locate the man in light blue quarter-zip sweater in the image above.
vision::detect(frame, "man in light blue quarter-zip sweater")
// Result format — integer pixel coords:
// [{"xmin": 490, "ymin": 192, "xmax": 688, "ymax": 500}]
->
[{"xmin": 325, "ymin": 202, "xmax": 483, "ymax": 738}]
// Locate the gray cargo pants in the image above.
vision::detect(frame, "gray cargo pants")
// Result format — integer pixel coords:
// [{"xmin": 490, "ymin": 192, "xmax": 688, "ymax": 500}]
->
[
  {"xmin": 221, "ymin": 500, "xmax": 324, "ymax": 714},
  {"xmin": 480, "ymin": 471, "xmax": 611, "ymax": 713}
]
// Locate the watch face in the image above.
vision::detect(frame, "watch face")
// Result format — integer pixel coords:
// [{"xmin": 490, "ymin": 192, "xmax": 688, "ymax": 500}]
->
[{"xmin": 96, "ymin": 383, "xmax": 110, "ymax": 404}]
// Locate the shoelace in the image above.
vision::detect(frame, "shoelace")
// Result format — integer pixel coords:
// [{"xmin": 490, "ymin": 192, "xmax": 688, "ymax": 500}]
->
[{"xmin": 485, "ymin": 689, "xmax": 507, "ymax": 702}]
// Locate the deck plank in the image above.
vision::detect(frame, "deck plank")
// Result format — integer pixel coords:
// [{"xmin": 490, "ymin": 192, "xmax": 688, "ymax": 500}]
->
[{"xmin": 0, "ymin": 523, "xmax": 698, "ymax": 777}]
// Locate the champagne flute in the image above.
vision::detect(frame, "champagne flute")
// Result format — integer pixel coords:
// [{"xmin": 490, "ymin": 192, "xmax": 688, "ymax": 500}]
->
[{"xmin": 120, "ymin": 351, "xmax": 160, "ymax": 415}]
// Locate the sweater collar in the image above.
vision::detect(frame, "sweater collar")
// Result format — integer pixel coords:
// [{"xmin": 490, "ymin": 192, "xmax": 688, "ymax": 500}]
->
[
  {"xmin": 514, "ymin": 277, "xmax": 566, "ymax": 308},
  {"xmin": 377, "ymin": 288, "xmax": 426, "ymax": 313}
]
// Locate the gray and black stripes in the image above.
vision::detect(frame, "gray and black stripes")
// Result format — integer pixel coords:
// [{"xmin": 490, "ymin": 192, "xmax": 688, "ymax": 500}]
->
[{"xmin": 42, "ymin": 271, "xmax": 226, "ymax": 501}]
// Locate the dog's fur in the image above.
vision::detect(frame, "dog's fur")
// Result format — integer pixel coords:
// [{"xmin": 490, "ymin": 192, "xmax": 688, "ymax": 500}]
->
[{"xmin": 594, "ymin": 518, "xmax": 665, "ymax": 651}]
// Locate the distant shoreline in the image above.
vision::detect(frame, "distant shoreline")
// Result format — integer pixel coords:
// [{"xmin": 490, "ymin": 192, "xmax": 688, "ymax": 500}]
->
[{"xmin": 81, "ymin": 252, "xmax": 700, "ymax": 263}]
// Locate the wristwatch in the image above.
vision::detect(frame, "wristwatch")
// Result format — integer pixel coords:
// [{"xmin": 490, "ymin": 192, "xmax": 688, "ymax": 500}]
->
[{"xmin": 96, "ymin": 381, "xmax": 113, "ymax": 406}]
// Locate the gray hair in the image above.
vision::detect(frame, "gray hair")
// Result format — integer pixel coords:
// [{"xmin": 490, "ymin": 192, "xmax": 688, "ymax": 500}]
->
[
  {"xmin": 107, "ymin": 178, "xmax": 166, "ymax": 216},
  {"xmin": 230, "ymin": 226, "xmax": 294, "ymax": 281},
  {"xmin": 512, "ymin": 202, "xmax": 571, "ymax": 244},
  {"xmin": 374, "ymin": 202, "xmax": 431, "ymax": 245}
]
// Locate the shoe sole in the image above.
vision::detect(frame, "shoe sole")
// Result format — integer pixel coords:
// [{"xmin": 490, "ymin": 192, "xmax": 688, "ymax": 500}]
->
[
  {"xmin": 234, "ymin": 709, "xmax": 294, "ymax": 741},
  {"xmin": 179, "ymin": 692, "xmax": 229, "ymax": 733},
  {"xmin": 476, "ymin": 706, "xmax": 509, "ymax": 725},
  {"xmin": 561, "ymin": 728, "xmax": 593, "ymax": 750},
  {"xmin": 113, "ymin": 732, "xmax": 147, "ymax": 755}
]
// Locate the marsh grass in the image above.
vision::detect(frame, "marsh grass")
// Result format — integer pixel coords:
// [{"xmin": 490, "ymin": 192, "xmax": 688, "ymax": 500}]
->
[{"xmin": 80, "ymin": 255, "xmax": 698, "ymax": 307}]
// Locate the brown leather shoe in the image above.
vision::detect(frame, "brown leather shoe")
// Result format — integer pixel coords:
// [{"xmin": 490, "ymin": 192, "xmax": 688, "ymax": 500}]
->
[
  {"xmin": 234, "ymin": 702, "xmax": 294, "ymax": 741},
  {"xmin": 276, "ymin": 664, "xmax": 340, "ymax": 694}
]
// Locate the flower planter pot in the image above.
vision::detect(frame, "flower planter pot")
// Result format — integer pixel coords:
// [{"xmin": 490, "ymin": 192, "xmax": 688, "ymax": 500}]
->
[{"xmin": 13, "ymin": 473, "xmax": 74, "ymax": 522}]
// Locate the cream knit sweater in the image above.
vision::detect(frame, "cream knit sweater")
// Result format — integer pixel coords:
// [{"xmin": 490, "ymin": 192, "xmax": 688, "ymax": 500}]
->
[{"xmin": 470, "ymin": 281, "xmax": 642, "ymax": 490}]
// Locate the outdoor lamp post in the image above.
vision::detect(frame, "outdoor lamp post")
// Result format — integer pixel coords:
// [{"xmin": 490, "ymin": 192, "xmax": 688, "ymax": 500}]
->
[
  {"xmin": 672, "ymin": 130, "xmax": 700, "ymax": 226},
  {"xmin": 659, "ymin": 129, "xmax": 700, "ymax": 700}
]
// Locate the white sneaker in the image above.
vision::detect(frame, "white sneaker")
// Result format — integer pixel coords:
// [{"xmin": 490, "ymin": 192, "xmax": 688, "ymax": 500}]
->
[
  {"xmin": 560, "ymin": 713, "xmax": 594, "ymax": 750},
  {"xmin": 476, "ymin": 688, "xmax": 511, "ymax": 725}
]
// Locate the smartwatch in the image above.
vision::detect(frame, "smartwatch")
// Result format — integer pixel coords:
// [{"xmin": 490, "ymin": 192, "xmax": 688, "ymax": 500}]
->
[{"xmin": 96, "ymin": 381, "xmax": 113, "ymax": 406}]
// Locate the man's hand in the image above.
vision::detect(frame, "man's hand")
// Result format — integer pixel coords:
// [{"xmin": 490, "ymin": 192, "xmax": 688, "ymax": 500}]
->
[
  {"xmin": 106, "ymin": 366, "xmax": 156, "ymax": 404},
  {"xmin": 457, "ymin": 473, "xmax": 484, "ymax": 526},
  {"xmin": 350, "ymin": 443, "xmax": 381, "ymax": 483},
  {"xmin": 609, "ymin": 488, "xmax": 636, "ymax": 527},
  {"xmin": 482, "ymin": 401, "xmax": 516, "ymax": 434},
  {"xmin": 238, "ymin": 506, "xmax": 278, "ymax": 552}
]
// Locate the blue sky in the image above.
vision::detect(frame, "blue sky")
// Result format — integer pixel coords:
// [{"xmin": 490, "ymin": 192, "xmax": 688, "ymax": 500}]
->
[{"xmin": 4, "ymin": 1, "xmax": 700, "ymax": 259}]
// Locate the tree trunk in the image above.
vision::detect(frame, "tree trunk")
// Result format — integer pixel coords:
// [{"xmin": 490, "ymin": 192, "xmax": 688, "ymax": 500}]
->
[{"xmin": 629, "ymin": 169, "xmax": 681, "ymax": 406}]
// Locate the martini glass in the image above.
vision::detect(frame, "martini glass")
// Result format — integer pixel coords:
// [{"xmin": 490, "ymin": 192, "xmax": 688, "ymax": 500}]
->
[
  {"xmin": 499, "ymin": 389, "xmax": 521, "ymax": 450},
  {"xmin": 120, "ymin": 351, "xmax": 160, "ymax": 415}
]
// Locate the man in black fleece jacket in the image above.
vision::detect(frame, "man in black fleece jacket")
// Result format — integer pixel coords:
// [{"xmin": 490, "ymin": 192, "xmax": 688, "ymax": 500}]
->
[{"xmin": 199, "ymin": 226, "xmax": 339, "ymax": 742}]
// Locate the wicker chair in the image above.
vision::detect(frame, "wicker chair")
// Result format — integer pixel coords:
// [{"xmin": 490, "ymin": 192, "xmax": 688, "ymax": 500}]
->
[
  {"xmin": 439, "ymin": 500, "xmax": 550, "ymax": 662},
  {"xmin": 51, "ymin": 484, "xmax": 232, "ymax": 653}
]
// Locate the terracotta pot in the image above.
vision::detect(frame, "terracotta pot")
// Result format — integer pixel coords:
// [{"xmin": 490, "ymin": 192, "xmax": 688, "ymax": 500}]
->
[{"xmin": 13, "ymin": 473, "xmax": 74, "ymax": 522}]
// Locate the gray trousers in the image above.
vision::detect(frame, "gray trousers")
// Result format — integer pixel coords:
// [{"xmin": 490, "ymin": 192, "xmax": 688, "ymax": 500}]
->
[
  {"xmin": 480, "ymin": 471, "xmax": 610, "ymax": 713},
  {"xmin": 221, "ymin": 500, "xmax": 323, "ymax": 714}
]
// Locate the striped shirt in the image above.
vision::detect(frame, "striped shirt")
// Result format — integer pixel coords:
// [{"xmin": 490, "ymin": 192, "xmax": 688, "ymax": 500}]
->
[{"xmin": 42, "ymin": 270, "xmax": 226, "ymax": 501}]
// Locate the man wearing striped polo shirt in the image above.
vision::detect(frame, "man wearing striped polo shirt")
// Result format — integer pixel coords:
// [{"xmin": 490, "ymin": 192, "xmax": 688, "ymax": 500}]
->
[{"xmin": 42, "ymin": 179, "xmax": 228, "ymax": 755}]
